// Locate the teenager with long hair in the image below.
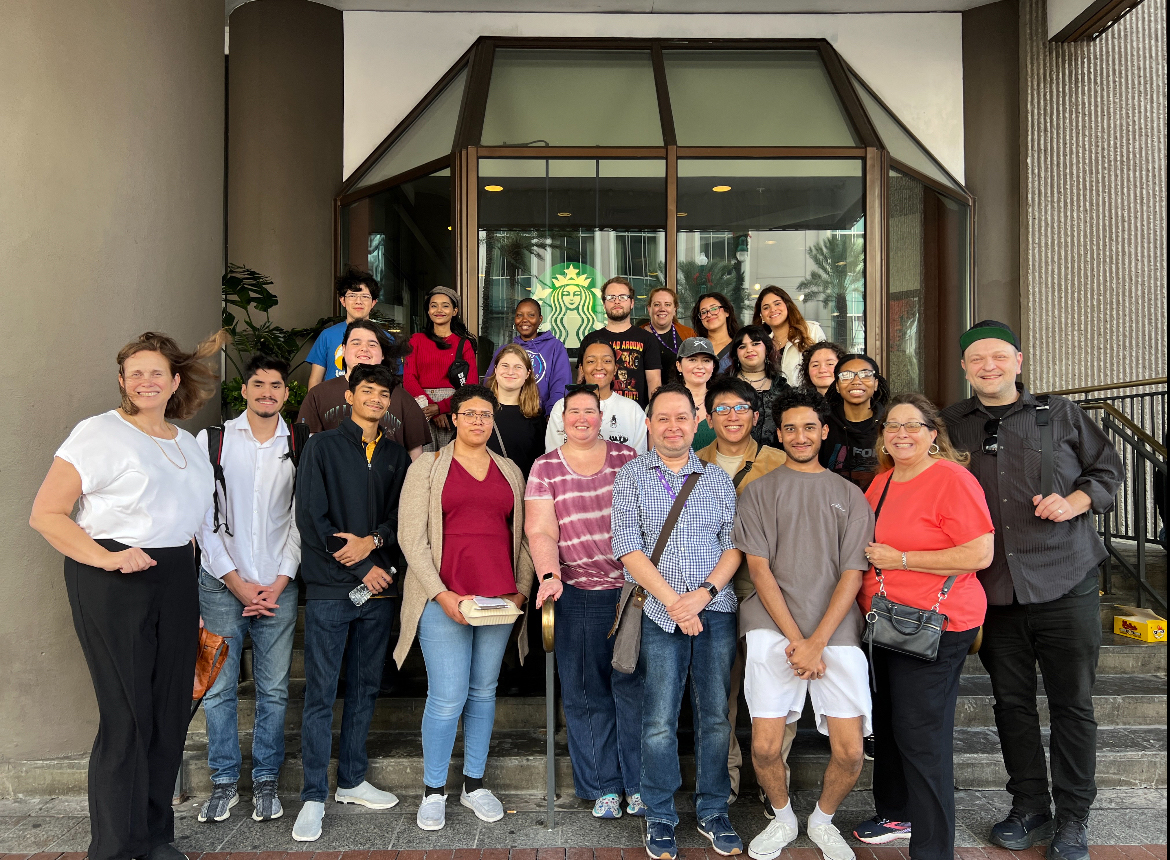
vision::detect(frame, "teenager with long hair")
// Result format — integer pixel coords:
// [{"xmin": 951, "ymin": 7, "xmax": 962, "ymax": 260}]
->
[
  {"xmin": 821, "ymin": 354, "xmax": 891, "ymax": 491},
  {"xmin": 752, "ymin": 286, "xmax": 825, "ymax": 386},
  {"xmin": 487, "ymin": 344, "xmax": 548, "ymax": 479},
  {"xmin": 728, "ymin": 324, "xmax": 789, "ymax": 450},
  {"xmin": 691, "ymin": 292, "xmax": 740, "ymax": 374},
  {"xmin": 404, "ymin": 287, "xmax": 479, "ymax": 449}
]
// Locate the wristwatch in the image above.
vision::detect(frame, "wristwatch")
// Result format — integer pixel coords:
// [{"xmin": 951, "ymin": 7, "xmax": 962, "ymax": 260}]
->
[
  {"xmin": 371, "ymin": 533, "xmax": 384, "ymax": 550},
  {"xmin": 541, "ymin": 572, "xmax": 558, "ymax": 582},
  {"xmin": 701, "ymin": 581, "xmax": 719, "ymax": 601}
]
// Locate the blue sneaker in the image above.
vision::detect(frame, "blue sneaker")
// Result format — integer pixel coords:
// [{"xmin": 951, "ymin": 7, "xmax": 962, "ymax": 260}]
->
[
  {"xmin": 627, "ymin": 793, "xmax": 648, "ymax": 817},
  {"xmin": 645, "ymin": 821, "xmax": 678, "ymax": 860},
  {"xmin": 593, "ymin": 794, "xmax": 622, "ymax": 819},
  {"xmin": 853, "ymin": 817, "xmax": 911, "ymax": 844},
  {"xmin": 698, "ymin": 813, "xmax": 744, "ymax": 856}
]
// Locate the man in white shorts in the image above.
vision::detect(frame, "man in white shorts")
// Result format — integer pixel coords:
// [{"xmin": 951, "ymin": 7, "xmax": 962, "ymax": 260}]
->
[{"xmin": 732, "ymin": 388, "xmax": 874, "ymax": 860}]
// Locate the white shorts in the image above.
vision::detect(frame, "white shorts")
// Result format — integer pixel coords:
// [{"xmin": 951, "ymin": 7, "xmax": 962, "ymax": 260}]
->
[{"xmin": 743, "ymin": 628, "xmax": 873, "ymax": 738}]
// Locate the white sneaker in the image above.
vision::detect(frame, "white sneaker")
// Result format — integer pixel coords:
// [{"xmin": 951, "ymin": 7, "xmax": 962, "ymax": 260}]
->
[
  {"xmin": 748, "ymin": 817, "xmax": 798, "ymax": 860},
  {"xmin": 460, "ymin": 786, "xmax": 505, "ymax": 823},
  {"xmin": 335, "ymin": 780, "xmax": 400, "ymax": 809},
  {"xmin": 291, "ymin": 800, "xmax": 324, "ymax": 842},
  {"xmin": 417, "ymin": 793, "xmax": 447, "ymax": 831},
  {"xmin": 807, "ymin": 822, "xmax": 856, "ymax": 860}
]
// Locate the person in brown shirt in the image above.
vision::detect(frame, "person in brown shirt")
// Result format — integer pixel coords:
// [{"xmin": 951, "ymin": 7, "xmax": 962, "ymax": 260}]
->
[{"xmin": 298, "ymin": 320, "xmax": 430, "ymax": 459}]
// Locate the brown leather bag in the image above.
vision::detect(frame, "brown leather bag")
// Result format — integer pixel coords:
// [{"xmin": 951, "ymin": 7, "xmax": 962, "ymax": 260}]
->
[{"xmin": 193, "ymin": 627, "xmax": 229, "ymax": 700}]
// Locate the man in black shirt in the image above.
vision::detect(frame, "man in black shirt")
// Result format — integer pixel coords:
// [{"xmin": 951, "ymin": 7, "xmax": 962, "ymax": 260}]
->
[
  {"xmin": 579, "ymin": 276, "xmax": 662, "ymax": 408},
  {"xmin": 940, "ymin": 321, "xmax": 1123, "ymax": 860}
]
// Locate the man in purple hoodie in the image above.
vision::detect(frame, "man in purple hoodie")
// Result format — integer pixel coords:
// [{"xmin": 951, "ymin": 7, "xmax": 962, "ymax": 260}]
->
[{"xmin": 486, "ymin": 298, "xmax": 574, "ymax": 412}]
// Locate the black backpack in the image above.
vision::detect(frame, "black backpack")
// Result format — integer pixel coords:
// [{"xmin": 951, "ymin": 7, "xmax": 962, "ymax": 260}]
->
[{"xmin": 206, "ymin": 420, "xmax": 311, "ymax": 535}]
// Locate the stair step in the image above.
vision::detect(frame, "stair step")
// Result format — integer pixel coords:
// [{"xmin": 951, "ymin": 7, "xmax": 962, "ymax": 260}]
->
[{"xmin": 954, "ymin": 673, "xmax": 1167, "ymax": 727}]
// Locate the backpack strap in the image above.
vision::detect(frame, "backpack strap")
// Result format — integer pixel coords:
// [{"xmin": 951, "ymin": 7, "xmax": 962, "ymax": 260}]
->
[
  {"xmin": 205, "ymin": 425, "xmax": 232, "ymax": 536},
  {"xmin": 1035, "ymin": 395, "xmax": 1053, "ymax": 497}
]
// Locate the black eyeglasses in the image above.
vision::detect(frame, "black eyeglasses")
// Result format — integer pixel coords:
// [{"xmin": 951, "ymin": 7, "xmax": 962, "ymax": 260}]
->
[
  {"xmin": 982, "ymin": 418, "xmax": 1000, "ymax": 455},
  {"xmin": 565, "ymin": 383, "xmax": 600, "ymax": 395}
]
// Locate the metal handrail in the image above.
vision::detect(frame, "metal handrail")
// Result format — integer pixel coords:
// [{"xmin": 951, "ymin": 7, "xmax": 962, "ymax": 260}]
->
[
  {"xmin": 541, "ymin": 598, "xmax": 556, "ymax": 829},
  {"xmin": 1080, "ymin": 402, "xmax": 1167, "ymax": 457},
  {"xmin": 1041, "ymin": 377, "xmax": 1167, "ymax": 397}
]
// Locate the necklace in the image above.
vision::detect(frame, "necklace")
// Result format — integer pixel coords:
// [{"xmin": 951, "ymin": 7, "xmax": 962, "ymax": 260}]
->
[
  {"xmin": 738, "ymin": 371, "xmax": 769, "ymax": 390},
  {"xmin": 123, "ymin": 412, "xmax": 188, "ymax": 469}
]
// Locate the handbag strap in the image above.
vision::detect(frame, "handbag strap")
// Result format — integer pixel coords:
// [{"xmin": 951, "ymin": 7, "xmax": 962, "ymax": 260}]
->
[
  {"xmin": 1035, "ymin": 394, "xmax": 1053, "ymax": 497},
  {"xmin": 492, "ymin": 422, "xmax": 508, "ymax": 458},
  {"xmin": 650, "ymin": 467, "xmax": 703, "ymax": 566},
  {"xmin": 870, "ymin": 473, "xmax": 957, "ymax": 606}
]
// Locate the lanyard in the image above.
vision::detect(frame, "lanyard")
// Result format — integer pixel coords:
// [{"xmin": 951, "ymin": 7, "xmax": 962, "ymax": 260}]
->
[
  {"xmin": 651, "ymin": 325, "xmax": 680, "ymax": 354},
  {"xmin": 655, "ymin": 467, "xmax": 680, "ymax": 500}
]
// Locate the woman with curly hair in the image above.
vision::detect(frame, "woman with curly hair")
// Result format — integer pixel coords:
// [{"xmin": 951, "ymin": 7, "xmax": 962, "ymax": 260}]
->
[
  {"xmin": 752, "ymin": 286, "xmax": 825, "ymax": 386},
  {"xmin": 30, "ymin": 330, "xmax": 224, "ymax": 860},
  {"xmin": 821, "ymin": 353, "xmax": 890, "ymax": 491},
  {"xmin": 800, "ymin": 341, "xmax": 846, "ymax": 397},
  {"xmin": 728, "ymin": 324, "xmax": 789, "ymax": 450}
]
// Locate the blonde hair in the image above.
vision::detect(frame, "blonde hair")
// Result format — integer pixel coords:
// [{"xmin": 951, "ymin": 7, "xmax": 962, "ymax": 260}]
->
[
  {"xmin": 117, "ymin": 330, "xmax": 227, "ymax": 420},
  {"xmin": 875, "ymin": 392, "xmax": 970, "ymax": 472},
  {"xmin": 489, "ymin": 344, "xmax": 542, "ymax": 418}
]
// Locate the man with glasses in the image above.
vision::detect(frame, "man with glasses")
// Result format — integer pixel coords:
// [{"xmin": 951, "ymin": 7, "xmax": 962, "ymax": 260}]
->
[
  {"xmin": 695, "ymin": 377, "xmax": 790, "ymax": 805},
  {"xmin": 940, "ymin": 321, "xmax": 1123, "ymax": 860},
  {"xmin": 307, "ymin": 267, "xmax": 384, "ymax": 389},
  {"xmin": 579, "ymin": 276, "xmax": 663, "ymax": 408}
]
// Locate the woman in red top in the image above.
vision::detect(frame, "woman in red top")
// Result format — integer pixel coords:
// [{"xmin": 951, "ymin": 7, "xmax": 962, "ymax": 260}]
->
[
  {"xmin": 851, "ymin": 393, "xmax": 994, "ymax": 860},
  {"xmin": 404, "ymin": 286, "xmax": 479, "ymax": 450}
]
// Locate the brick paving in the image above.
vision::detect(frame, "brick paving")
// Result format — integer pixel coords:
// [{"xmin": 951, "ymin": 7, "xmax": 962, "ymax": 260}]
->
[{"xmin": 1, "ymin": 850, "xmax": 1168, "ymax": 860}]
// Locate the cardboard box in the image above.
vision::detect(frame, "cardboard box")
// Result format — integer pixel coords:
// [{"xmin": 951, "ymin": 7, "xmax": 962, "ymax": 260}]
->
[{"xmin": 1114, "ymin": 606, "xmax": 1167, "ymax": 643}]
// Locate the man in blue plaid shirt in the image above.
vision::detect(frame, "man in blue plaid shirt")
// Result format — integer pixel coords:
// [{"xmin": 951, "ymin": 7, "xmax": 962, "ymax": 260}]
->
[{"xmin": 612, "ymin": 383, "xmax": 743, "ymax": 860}]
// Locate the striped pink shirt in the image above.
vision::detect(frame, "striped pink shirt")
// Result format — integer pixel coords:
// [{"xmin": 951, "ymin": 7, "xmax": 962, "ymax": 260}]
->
[{"xmin": 525, "ymin": 442, "xmax": 638, "ymax": 589}]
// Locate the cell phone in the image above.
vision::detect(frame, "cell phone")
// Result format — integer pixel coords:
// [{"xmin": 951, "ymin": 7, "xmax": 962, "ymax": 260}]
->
[{"xmin": 327, "ymin": 534, "xmax": 346, "ymax": 554}]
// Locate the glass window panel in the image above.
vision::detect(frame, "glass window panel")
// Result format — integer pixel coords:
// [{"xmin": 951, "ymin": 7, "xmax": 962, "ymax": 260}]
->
[
  {"xmin": 850, "ymin": 71, "xmax": 961, "ymax": 191},
  {"xmin": 663, "ymin": 51, "xmax": 858, "ymax": 147},
  {"xmin": 887, "ymin": 170, "xmax": 926, "ymax": 393},
  {"xmin": 481, "ymin": 50, "xmax": 662, "ymax": 146},
  {"xmin": 676, "ymin": 159, "xmax": 866, "ymax": 354},
  {"xmin": 351, "ymin": 68, "xmax": 466, "ymax": 190},
  {"xmin": 477, "ymin": 158, "xmax": 666, "ymax": 359},
  {"xmin": 341, "ymin": 168, "xmax": 453, "ymax": 341}
]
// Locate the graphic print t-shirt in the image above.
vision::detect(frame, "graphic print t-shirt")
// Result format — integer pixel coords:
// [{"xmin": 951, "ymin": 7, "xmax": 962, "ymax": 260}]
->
[{"xmin": 579, "ymin": 327, "xmax": 662, "ymax": 408}]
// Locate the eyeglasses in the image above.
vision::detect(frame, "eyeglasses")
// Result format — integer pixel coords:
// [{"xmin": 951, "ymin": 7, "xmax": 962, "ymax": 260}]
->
[
  {"xmin": 711, "ymin": 404, "xmax": 754, "ymax": 415},
  {"xmin": 838, "ymin": 369, "xmax": 877, "ymax": 381},
  {"xmin": 342, "ymin": 292, "xmax": 374, "ymax": 301},
  {"xmin": 982, "ymin": 418, "xmax": 1000, "ymax": 455},
  {"xmin": 698, "ymin": 305, "xmax": 725, "ymax": 319},
  {"xmin": 565, "ymin": 383, "xmax": 600, "ymax": 395},
  {"xmin": 882, "ymin": 420, "xmax": 928, "ymax": 433},
  {"xmin": 454, "ymin": 411, "xmax": 494, "ymax": 424},
  {"xmin": 603, "ymin": 294, "xmax": 633, "ymax": 303}
]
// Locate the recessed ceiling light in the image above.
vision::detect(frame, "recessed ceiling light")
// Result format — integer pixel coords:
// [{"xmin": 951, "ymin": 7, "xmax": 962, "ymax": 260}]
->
[
  {"xmin": 798, "ymin": 294, "xmax": 805, "ymax": 301},
  {"xmin": 447, "ymin": 226, "xmax": 452, "ymax": 231},
  {"xmin": 753, "ymin": 284, "xmax": 761, "ymax": 289},
  {"xmin": 712, "ymin": 185, "xmax": 731, "ymax": 192},
  {"xmin": 558, "ymin": 212, "xmax": 571, "ymax": 217},
  {"xmin": 765, "ymin": 240, "xmax": 775, "ymax": 245},
  {"xmin": 484, "ymin": 184, "xmax": 503, "ymax": 192}
]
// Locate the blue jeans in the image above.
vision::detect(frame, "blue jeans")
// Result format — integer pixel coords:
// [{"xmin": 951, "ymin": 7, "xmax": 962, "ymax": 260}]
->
[
  {"xmin": 417, "ymin": 600, "xmax": 513, "ymax": 788},
  {"xmin": 555, "ymin": 583, "xmax": 643, "ymax": 799},
  {"xmin": 639, "ymin": 609, "xmax": 737, "ymax": 828},
  {"xmin": 300, "ymin": 595, "xmax": 396, "ymax": 802},
  {"xmin": 198, "ymin": 570, "xmax": 298, "ymax": 785}
]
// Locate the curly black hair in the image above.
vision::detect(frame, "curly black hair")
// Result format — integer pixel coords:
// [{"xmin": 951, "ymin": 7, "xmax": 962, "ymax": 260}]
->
[
  {"xmin": 771, "ymin": 386, "xmax": 830, "ymax": 429},
  {"xmin": 823, "ymin": 353, "xmax": 891, "ymax": 410}
]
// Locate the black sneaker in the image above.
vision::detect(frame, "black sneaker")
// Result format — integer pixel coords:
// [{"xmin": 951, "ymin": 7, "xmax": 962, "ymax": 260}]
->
[
  {"xmin": 1047, "ymin": 816, "xmax": 1089, "ymax": 860},
  {"xmin": 758, "ymin": 786, "xmax": 774, "ymax": 820},
  {"xmin": 990, "ymin": 807, "xmax": 1054, "ymax": 850},
  {"xmin": 197, "ymin": 783, "xmax": 238, "ymax": 822},
  {"xmin": 251, "ymin": 778, "xmax": 283, "ymax": 821},
  {"xmin": 863, "ymin": 735, "xmax": 875, "ymax": 761}
]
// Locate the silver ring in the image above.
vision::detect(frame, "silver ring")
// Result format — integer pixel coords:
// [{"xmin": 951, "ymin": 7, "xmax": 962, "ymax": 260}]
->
[{"xmin": 1057, "ymin": 509, "xmax": 1063, "ymax": 514}]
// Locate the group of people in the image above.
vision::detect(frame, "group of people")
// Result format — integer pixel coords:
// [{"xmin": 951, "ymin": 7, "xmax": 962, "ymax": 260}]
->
[{"xmin": 30, "ymin": 257, "xmax": 1124, "ymax": 860}]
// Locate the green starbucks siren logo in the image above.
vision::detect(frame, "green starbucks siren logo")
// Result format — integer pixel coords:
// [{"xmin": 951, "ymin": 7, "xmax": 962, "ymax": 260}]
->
[{"xmin": 533, "ymin": 262, "xmax": 604, "ymax": 350}]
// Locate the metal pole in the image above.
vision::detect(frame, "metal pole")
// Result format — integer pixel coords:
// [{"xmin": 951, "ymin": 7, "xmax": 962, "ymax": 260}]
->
[{"xmin": 542, "ymin": 599, "xmax": 556, "ymax": 830}]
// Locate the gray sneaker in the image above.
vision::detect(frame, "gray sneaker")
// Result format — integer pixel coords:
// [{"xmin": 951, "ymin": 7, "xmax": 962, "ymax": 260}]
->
[
  {"xmin": 417, "ymin": 793, "xmax": 447, "ymax": 831},
  {"xmin": 197, "ymin": 783, "xmax": 238, "ymax": 822},
  {"xmin": 460, "ymin": 786, "xmax": 504, "ymax": 823},
  {"xmin": 252, "ymin": 779, "xmax": 283, "ymax": 821}
]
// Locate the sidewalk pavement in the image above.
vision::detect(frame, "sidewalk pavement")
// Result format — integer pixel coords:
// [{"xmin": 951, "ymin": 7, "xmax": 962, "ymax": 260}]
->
[{"xmin": 0, "ymin": 789, "xmax": 1164, "ymax": 855}]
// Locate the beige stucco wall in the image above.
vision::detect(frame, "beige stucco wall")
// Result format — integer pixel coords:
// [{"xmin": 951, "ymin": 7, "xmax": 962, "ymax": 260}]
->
[
  {"xmin": 1020, "ymin": 0, "xmax": 1167, "ymax": 391},
  {"xmin": 0, "ymin": 0, "xmax": 224, "ymax": 767}
]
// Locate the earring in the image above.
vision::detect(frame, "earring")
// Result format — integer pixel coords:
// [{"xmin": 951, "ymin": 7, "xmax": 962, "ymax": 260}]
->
[
  {"xmin": 929, "ymin": 443, "xmax": 941, "ymax": 455},
  {"xmin": 879, "ymin": 445, "xmax": 887, "ymax": 455}
]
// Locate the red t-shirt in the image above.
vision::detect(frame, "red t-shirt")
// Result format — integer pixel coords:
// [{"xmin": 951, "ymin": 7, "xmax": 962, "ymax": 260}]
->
[
  {"xmin": 859, "ymin": 459, "xmax": 993, "ymax": 632},
  {"xmin": 438, "ymin": 458, "xmax": 517, "ymax": 597}
]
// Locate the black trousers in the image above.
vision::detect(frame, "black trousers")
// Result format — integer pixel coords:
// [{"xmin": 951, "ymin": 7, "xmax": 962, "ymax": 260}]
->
[
  {"xmin": 979, "ymin": 574, "xmax": 1101, "ymax": 820},
  {"xmin": 872, "ymin": 627, "xmax": 977, "ymax": 860},
  {"xmin": 64, "ymin": 541, "xmax": 200, "ymax": 860}
]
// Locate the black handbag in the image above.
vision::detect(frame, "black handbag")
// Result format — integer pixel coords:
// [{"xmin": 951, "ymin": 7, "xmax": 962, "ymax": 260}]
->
[
  {"xmin": 862, "ymin": 475, "xmax": 957, "ymax": 682},
  {"xmin": 446, "ymin": 334, "xmax": 471, "ymax": 388},
  {"xmin": 609, "ymin": 468, "xmax": 703, "ymax": 674}
]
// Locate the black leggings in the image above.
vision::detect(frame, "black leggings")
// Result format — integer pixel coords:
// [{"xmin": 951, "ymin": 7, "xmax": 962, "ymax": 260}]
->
[
  {"xmin": 871, "ymin": 628, "xmax": 978, "ymax": 860},
  {"xmin": 65, "ymin": 540, "xmax": 199, "ymax": 860}
]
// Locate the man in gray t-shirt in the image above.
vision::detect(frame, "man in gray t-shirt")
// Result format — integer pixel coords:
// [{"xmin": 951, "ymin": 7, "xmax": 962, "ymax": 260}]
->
[{"xmin": 732, "ymin": 388, "xmax": 873, "ymax": 860}]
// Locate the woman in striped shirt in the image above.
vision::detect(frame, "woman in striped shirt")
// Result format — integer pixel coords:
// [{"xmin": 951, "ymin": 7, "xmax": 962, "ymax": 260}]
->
[{"xmin": 524, "ymin": 384, "xmax": 644, "ymax": 821}]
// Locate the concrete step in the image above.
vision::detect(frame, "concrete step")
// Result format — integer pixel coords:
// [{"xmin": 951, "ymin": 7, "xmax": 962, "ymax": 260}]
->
[
  {"xmin": 171, "ymin": 724, "xmax": 1167, "ymax": 797},
  {"xmin": 954, "ymin": 673, "xmax": 1167, "ymax": 727}
]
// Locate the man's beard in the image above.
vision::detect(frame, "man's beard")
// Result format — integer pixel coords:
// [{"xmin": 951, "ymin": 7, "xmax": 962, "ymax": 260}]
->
[{"xmin": 606, "ymin": 305, "xmax": 631, "ymax": 322}]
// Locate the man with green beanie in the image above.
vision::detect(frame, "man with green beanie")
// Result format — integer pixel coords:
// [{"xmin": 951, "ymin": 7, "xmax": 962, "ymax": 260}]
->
[{"xmin": 940, "ymin": 321, "xmax": 1123, "ymax": 860}]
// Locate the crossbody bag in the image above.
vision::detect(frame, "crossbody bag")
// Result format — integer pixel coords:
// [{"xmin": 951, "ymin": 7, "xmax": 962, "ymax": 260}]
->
[
  {"xmin": 862, "ymin": 475, "xmax": 957, "ymax": 685},
  {"xmin": 609, "ymin": 466, "xmax": 704, "ymax": 674}
]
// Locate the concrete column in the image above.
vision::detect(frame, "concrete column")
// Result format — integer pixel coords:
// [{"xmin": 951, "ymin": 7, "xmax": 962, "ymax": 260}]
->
[
  {"xmin": 227, "ymin": 0, "xmax": 344, "ymax": 361},
  {"xmin": 0, "ymin": 0, "xmax": 223, "ymax": 775}
]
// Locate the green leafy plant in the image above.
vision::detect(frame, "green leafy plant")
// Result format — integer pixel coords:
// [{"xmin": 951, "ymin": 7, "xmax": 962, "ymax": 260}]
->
[
  {"xmin": 220, "ymin": 264, "xmax": 335, "ymax": 420},
  {"xmin": 798, "ymin": 234, "xmax": 865, "ymax": 347}
]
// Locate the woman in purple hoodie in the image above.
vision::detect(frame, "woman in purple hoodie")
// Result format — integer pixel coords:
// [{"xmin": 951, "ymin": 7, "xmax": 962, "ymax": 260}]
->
[{"xmin": 486, "ymin": 299, "xmax": 573, "ymax": 412}]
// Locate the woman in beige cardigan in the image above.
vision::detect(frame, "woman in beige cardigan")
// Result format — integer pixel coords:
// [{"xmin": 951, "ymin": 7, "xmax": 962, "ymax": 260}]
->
[{"xmin": 395, "ymin": 384, "xmax": 535, "ymax": 833}]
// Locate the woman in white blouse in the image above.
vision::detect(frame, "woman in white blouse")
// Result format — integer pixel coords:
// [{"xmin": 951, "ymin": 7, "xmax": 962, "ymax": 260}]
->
[
  {"xmin": 30, "ymin": 331, "xmax": 222, "ymax": 860},
  {"xmin": 752, "ymin": 285, "xmax": 826, "ymax": 386}
]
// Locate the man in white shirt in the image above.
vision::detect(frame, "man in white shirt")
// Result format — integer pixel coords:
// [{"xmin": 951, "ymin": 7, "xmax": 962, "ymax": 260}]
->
[
  {"xmin": 195, "ymin": 355, "xmax": 302, "ymax": 825},
  {"xmin": 545, "ymin": 341, "xmax": 647, "ymax": 453}
]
